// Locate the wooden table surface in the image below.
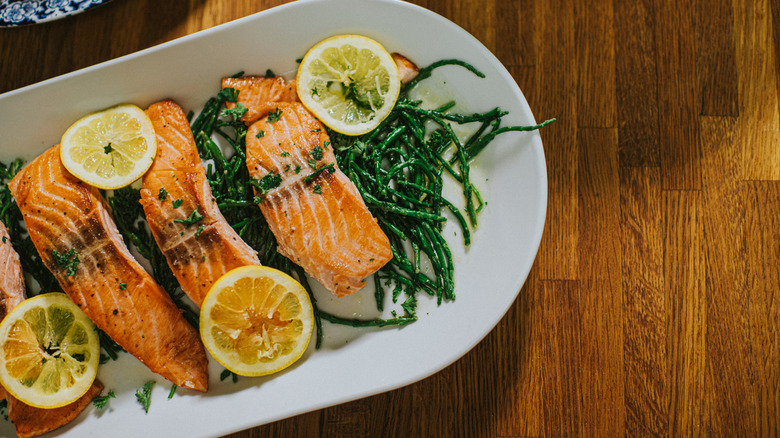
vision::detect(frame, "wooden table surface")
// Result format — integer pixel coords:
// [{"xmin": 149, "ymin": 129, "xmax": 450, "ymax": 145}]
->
[{"xmin": 2, "ymin": 0, "xmax": 779, "ymax": 436}]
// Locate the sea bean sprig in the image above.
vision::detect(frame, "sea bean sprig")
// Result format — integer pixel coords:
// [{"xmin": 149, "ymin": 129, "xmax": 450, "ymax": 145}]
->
[{"xmin": 327, "ymin": 59, "xmax": 554, "ymax": 313}]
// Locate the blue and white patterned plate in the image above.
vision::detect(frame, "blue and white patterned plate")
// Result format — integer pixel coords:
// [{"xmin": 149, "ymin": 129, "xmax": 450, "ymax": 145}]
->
[{"xmin": 0, "ymin": 0, "xmax": 111, "ymax": 27}]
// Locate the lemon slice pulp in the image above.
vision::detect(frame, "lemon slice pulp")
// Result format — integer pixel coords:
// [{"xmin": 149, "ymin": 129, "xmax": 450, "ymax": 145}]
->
[
  {"xmin": 200, "ymin": 266, "xmax": 314, "ymax": 377},
  {"xmin": 296, "ymin": 34, "xmax": 401, "ymax": 136},
  {"xmin": 0, "ymin": 293, "xmax": 100, "ymax": 409},
  {"xmin": 60, "ymin": 104, "xmax": 157, "ymax": 190}
]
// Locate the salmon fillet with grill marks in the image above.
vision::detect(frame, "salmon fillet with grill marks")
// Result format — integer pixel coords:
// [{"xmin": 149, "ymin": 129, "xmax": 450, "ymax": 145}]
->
[
  {"xmin": 8, "ymin": 147, "xmax": 208, "ymax": 391},
  {"xmin": 140, "ymin": 99, "xmax": 260, "ymax": 307},
  {"xmin": 0, "ymin": 221, "xmax": 104, "ymax": 438},
  {"xmin": 241, "ymin": 96, "xmax": 392, "ymax": 297}
]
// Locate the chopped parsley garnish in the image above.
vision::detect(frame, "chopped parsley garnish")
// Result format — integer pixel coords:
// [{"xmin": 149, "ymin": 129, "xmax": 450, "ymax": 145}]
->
[
  {"xmin": 93, "ymin": 390, "xmax": 115, "ymax": 409},
  {"xmin": 311, "ymin": 87, "xmax": 319, "ymax": 96},
  {"xmin": 158, "ymin": 188, "xmax": 168, "ymax": 201},
  {"xmin": 401, "ymin": 294, "xmax": 417, "ymax": 317},
  {"xmin": 172, "ymin": 199, "xmax": 184, "ymax": 208},
  {"xmin": 307, "ymin": 158, "xmax": 317, "ymax": 169},
  {"xmin": 250, "ymin": 173, "xmax": 282, "ymax": 196},
  {"xmin": 119, "ymin": 283, "xmax": 127, "ymax": 290},
  {"xmin": 255, "ymin": 129, "xmax": 265, "ymax": 138},
  {"xmin": 220, "ymin": 369, "xmax": 238, "ymax": 383},
  {"xmin": 217, "ymin": 87, "xmax": 239, "ymax": 102},
  {"xmin": 313, "ymin": 184, "xmax": 322, "ymax": 194},
  {"xmin": 323, "ymin": 141, "xmax": 331, "ymax": 149},
  {"xmin": 294, "ymin": 164, "xmax": 301, "ymax": 174},
  {"xmin": 280, "ymin": 151, "xmax": 290, "ymax": 157},
  {"xmin": 310, "ymin": 145, "xmax": 323, "ymax": 160},
  {"xmin": 195, "ymin": 224, "xmax": 204, "ymax": 237},
  {"xmin": 267, "ymin": 108, "xmax": 283, "ymax": 123},
  {"xmin": 103, "ymin": 143, "xmax": 113, "ymax": 154},
  {"xmin": 1, "ymin": 236, "xmax": 6, "ymax": 243},
  {"xmin": 221, "ymin": 103, "xmax": 248, "ymax": 119},
  {"xmin": 174, "ymin": 209, "xmax": 204, "ymax": 227},
  {"xmin": 136, "ymin": 381, "xmax": 155, "ymax": 413},
  {"xmin": 52, "ymin": 249, "xmax": 79, "ymax": 276}
]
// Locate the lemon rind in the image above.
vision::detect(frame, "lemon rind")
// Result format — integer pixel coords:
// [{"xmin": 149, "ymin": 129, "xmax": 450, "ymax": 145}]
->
[
  {"xmin": 296, "ymin": 34, "xmax": 401, "ymax": 136},
  {"xmin": 199, "ymin": 266, "xmax": 314, "ymax": 377},
  {"xmin": 0, "ymin": 293, "xmax": 100, "ymax": 409},
  {"xmin": 59, "ymin": 104, "xmax": 158, "ymax": 190}
]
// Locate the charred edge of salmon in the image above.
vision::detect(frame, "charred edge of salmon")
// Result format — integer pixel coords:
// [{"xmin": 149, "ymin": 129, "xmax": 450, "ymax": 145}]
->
[{"xmin": 8, "ymin": 146, "xmax": 209, "ymax": 392}]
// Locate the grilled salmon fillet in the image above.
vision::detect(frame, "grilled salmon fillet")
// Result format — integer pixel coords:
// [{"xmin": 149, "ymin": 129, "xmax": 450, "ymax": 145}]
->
[
  {"xmin": 0, "ymin": 222, "xmax": 25, "ymax": 319},
  {"xmin": 222, "ymin": 76, "xmax": 300, "ymax": 123},
  {"xmin": 8, "ymin": 147, "xmax": 208, "ymax": 391},
  {"xmin": 4, "ymin": 382, "xmax": 104, "ymax": 438},
  {"xmin": 140, "ymin": 99, "xmax": 260, "ymax": 307},
  {"xmin": 241, "ymin": 96, "xmax": 392, "ymax": 297},
  {"xmin": 0, "ymin": 221, "xmax": 104, "ymax": 438}
]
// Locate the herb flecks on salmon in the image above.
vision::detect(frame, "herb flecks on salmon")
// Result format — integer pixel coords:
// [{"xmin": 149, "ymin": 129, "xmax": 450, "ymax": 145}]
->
[
  {"xmin": 235, "ymin": 86, "xmax": 392, "ymax": 298},
  {"xmin": 140, "ymin": 99, "xmax": 260, "ymax": 308}
]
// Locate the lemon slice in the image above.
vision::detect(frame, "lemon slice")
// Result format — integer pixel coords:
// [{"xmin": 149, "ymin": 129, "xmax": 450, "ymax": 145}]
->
[
  {"xmin": 60, "ymin": 104, "xmax": 157, "ymax": 190},
  {"xmin": 200, "ymin": 266, "xmax": 314, "ymax": 377},
  {"xmin": 296, "ymin": 34, "xmax": 401, "ymax": 136},
  {"xmin": 0, "ymin": 293, "xmax": 100, "ymax": 409}
]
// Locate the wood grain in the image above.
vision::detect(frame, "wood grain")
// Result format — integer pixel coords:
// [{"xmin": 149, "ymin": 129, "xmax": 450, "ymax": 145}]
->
[
  {"xmin": 620, "ymin": 166, "xmax": 667, "ymax": 436},
  {"xmin": 535, "ymin": 0, "xmax": 578, "ymax": 280},
  {"xmin": 656, "ymin": 0, "xmax": 702, "ymax": 190},
  {"xmin": 664, "ymin": 189, "xmax": 706, "ymax": 437},
  {"xmin": 578, "ymin": 128, "xmax": 624, "ymax": 436},
  {"xmin": 695, "ymin": 0, "xmax": 739, "ymax": 116},
  {"xmin": 614, "ymin": 0, "xmax": 660, "ymax": 168},
  {"xmin": 735, "ymin": 0, "xmax": 780, "ymax": 181},
  {"xmin": 1, "ymin": 0, "xmax": 779, "ymax": 436},
  {"xmin": 575, "ymin": 0, "xmax": 616, "ymax": 128},
  {"xmin": 700, "ymin": 115, "xmax": 755, "ymax": 437},
  {"xmin": 745, "ymin": 182, "xmax": 780, "ymax": 436}
]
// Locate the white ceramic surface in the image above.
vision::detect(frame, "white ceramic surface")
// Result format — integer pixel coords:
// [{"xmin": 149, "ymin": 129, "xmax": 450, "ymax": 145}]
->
[{"xmin": 0, "ymin": 0, "xmax": 547, "ymax": 436}]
